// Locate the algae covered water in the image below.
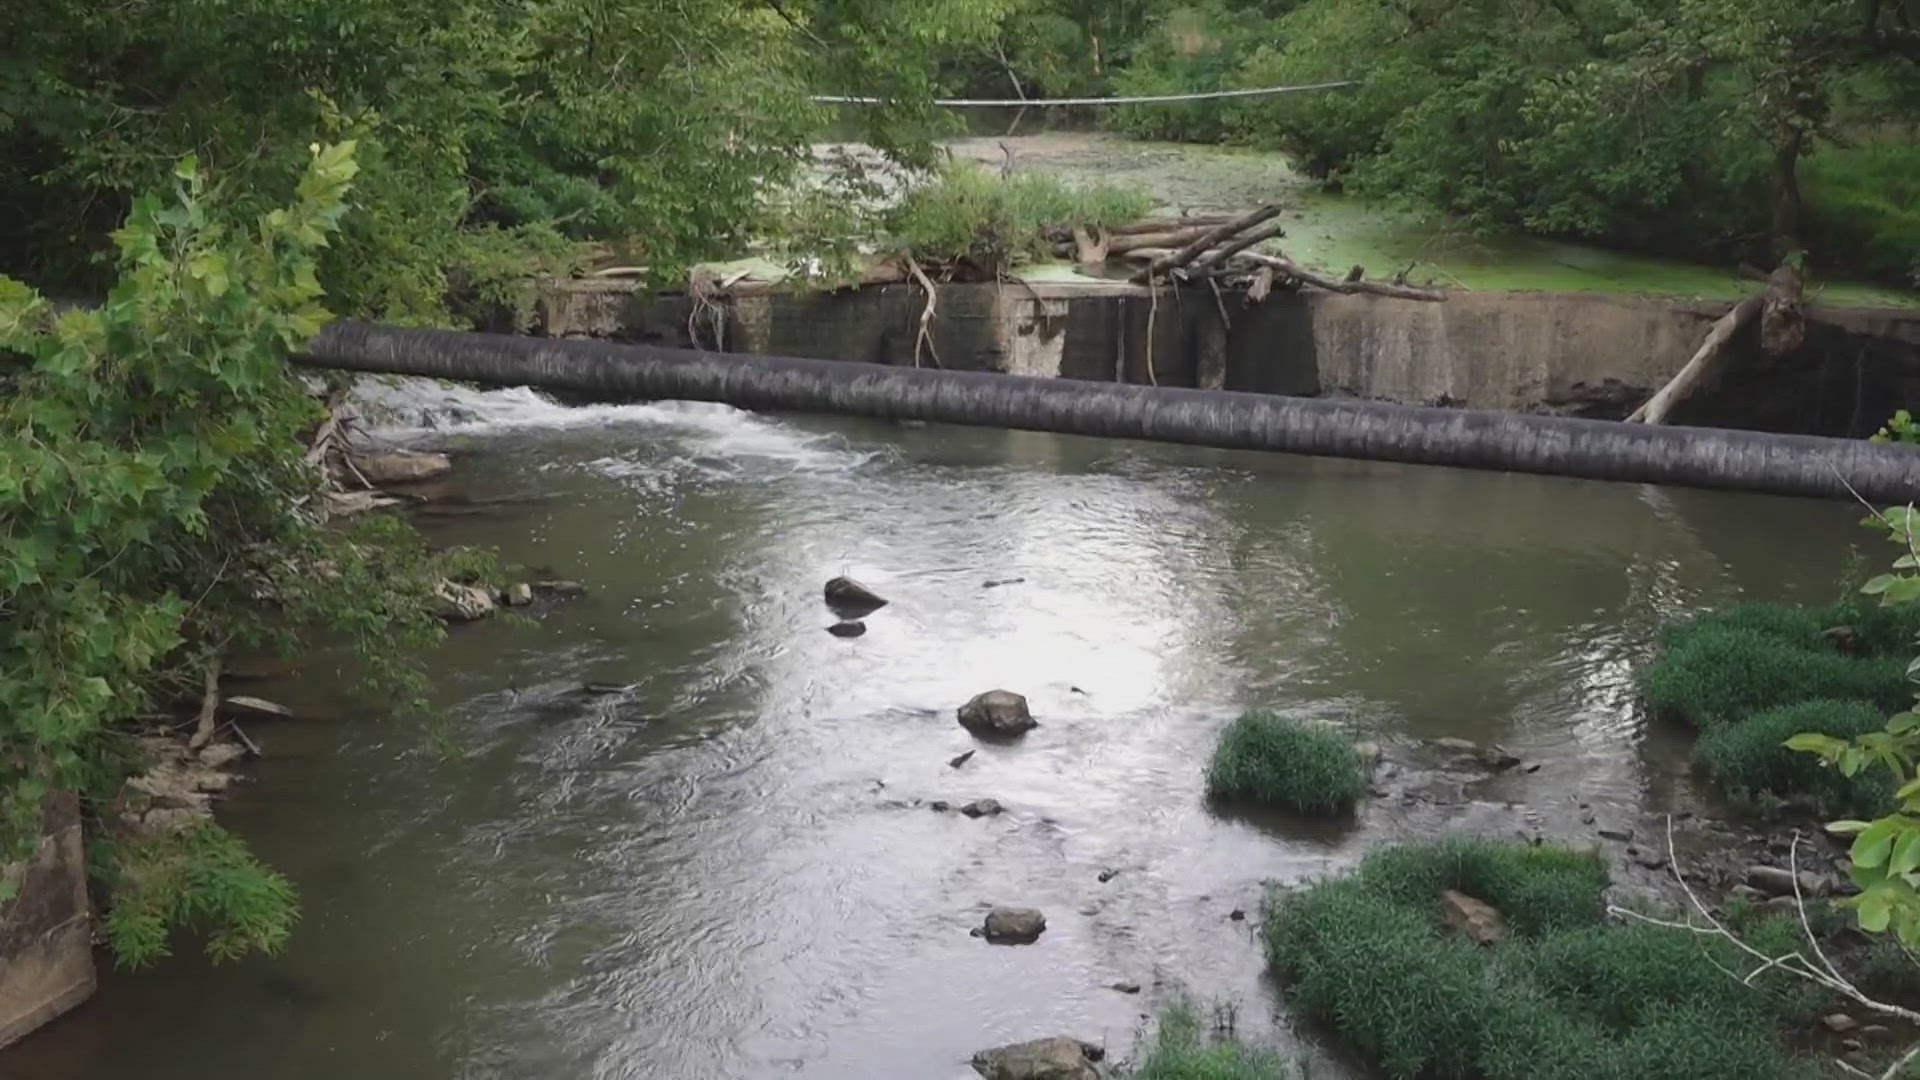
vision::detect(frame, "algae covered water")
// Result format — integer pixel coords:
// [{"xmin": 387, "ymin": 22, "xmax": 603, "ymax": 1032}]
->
[{"xmin": 10, "ymin": 383, "xmax": 1867, "ymax": 1079}]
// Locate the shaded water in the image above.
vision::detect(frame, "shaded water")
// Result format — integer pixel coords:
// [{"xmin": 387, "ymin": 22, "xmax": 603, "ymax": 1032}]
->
[{"xmin": 13, "ymin": 386, "xmax": 1868, "ymax": 1079}]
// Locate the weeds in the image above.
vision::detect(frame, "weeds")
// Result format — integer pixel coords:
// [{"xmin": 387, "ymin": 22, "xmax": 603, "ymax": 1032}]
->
[
  {"xmin": 1206, "ymin": 711, "xmax": 1367, "ymax": 814},
  {"xmin": 1127, "ymin": 1003, "xmax": 1304, "ymax": 1080},
  {"xmin": 1693, "ymin": 699, "xmax": 1892, "ymax": 815}
]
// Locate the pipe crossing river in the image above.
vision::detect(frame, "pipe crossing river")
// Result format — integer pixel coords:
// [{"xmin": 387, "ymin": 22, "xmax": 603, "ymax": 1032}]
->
[{"xmin": 300, "ymin": 320, "xmax": 1920, "ymax": 504}]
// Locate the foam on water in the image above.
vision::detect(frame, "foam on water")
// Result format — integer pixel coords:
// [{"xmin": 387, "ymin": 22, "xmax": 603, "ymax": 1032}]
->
[{"xmin": 353, "ymin": 375, "xmax": 877, "ymax": 476}]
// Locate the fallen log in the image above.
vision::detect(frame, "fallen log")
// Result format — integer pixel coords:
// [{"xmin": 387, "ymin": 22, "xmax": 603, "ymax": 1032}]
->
[
  {"xmin": 1103, "ymin": 215, "xmax": 1235, "ymax": 237},
  {"xmin": 1107, "ymin": 225, "xmax": 1223, "ymax": 256},
  {"xmin": 1238, "ymin": 251, "xmax": 1446, "ymax": 301},
  {"xmin": 1130, "ymin": 206, "xmax": 1282, "ymax": 285},
  {"xmin": 1190, "ymin": 221, "xmax": 1288, "ymax": 273},
  {"xmin": 299, "ymin": 321, "xmax": 1920, "ymax": 504},
  {"xmin": 1627, "ymin": 298, "xmax": 1763, "ymax": 424}
]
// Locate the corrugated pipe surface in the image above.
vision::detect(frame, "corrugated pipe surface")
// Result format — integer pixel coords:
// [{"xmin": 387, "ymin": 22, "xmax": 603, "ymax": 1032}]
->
[{"xmin": 301, "ymin": 321, "xmax": 1920, "ymax": 503}]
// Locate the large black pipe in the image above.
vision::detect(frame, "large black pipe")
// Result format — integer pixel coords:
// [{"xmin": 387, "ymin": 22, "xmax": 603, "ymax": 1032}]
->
[{"xmin": 300, "ymin": 320, "xmax": 1920, "ymax": 503}]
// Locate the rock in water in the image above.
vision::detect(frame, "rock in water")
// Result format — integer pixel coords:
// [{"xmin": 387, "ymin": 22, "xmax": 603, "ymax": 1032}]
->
[
  {"xmin": 971, "ymin": 1036, "xmax": 1103, "ymax": 1080},
  {"xmin": 958, "ymin": 690, "xmax": 1036, "ymax": 739},
  {"xmin": 823, "ymin": 576, "xmax": 888, "ymax": 617},
  {"xmin": 960, "ymin": 798, "xmax": 1003, "ymax": 818},
  {"xmin": 531, "ymin": 580, "xmax": 588, "ymax": 598},
  {"xmin": 348, "ymin": 451, "xmax": 453, "ymax": 484},
  {"xmin": 827, "ymin": 620, "xmax": 866, "ymax": 638},
  {"xmin": 982, "ymin": 906, "xmax": 1046, "ymax": 944},
  {"xmin": 1440, "ymin": 889, "xmax": 1508, "ymax": 945},
  {"xmin": 501, "ymin": 582, "xmax": 534, "ymax": 606},
  {"xmin": 948, "ymin": 750, "xmax": 976, "ymax": 769},
  {"xmin": 434, "ymin": 580, "xmax": 497, "ymax": 621}
]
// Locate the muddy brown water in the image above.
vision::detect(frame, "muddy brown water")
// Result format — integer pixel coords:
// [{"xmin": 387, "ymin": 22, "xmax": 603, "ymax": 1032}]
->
[{"xmin": 9, "ymin": 385, "xmax": 1872, "ymax": 1079}]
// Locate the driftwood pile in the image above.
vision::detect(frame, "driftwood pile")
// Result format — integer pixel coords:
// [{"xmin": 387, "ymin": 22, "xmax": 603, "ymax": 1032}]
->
[{"xmin": 1046, "ymin": 205, "xmax": 1446, "ymax": 302}]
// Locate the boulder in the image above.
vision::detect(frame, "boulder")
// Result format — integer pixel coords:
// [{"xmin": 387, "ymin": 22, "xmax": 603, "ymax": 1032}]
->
[
  {"xmin": 824, "ymin": 576, "xmax": 888, "ymax": 617},
  {"xmin": 960, "ymin": 799, "xmax": 1004, "ymax": 818},
  {"xmin": 982, "ymin": 906, "xmax": 1046, "ymax": 944},
  {"xmin": 1440, "ymin": 889, "xmax": 1508, "ymax": 945},
  {"xmin": 959, "ymin": 691, "xmax": 1036, "ymax": 739},
  {"xmin": 223, "ymin": 695, "xmax": 293, "ymax": 721},
  {"xmin": 971, "ymin": 1036, "xmax": 1103, "ymax": 1080},
  {"xmin": 827, "ymin": 621, "xmax": 867, "ymax": 638},
  {"xmin": 349, "ymin": 450, "xmax": 453, "ymax": 485},
  {"xmin": 434, "ymin": 580, "xmax": 497, "ymax": 621},
  {"xmin": 501, "ymin": 583, "xmax": 535, "ymax": 607}
]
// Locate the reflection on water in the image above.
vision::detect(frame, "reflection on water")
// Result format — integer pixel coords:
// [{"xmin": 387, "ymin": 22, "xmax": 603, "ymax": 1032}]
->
[{"xmin": 12, "ymin": 382, "xmax": 1867, "ymax": 1080}]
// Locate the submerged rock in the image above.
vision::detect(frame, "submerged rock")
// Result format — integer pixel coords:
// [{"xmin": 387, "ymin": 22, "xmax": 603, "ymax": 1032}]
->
[
  {"xmin": 531, "ymin": 579, "xmax": 588, "ymax": 598},
  {"xmin": 959, "ymin": 690, "xmax": 1036, "ymax": 739},
  {"xmin": 349, "ymin": 450, "xmax": 453, "ymax": 484},
  {"xmin": 1440, "ymin": 889, "xmax": 1508, "ymax": 945},
  {"xmin": 823, "ymin": 576, "xmax": 888, "ymax": 617},
  {"xmin": 981, "ymin": 906, "xmax": 1046, "ymax": 944},
  {"xmin": 827, "ymin": 620, "xmax": 867, "ymax": 638},
  {"xmin": 971, "ymin": 1036, "xmax": 1102, "ymax": 1080}
]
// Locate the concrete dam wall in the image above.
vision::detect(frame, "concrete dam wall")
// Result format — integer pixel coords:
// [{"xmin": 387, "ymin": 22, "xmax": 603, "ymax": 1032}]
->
[{"xmin": 539, "ymin": 279, "xmax": 1920, "ymax": 438}]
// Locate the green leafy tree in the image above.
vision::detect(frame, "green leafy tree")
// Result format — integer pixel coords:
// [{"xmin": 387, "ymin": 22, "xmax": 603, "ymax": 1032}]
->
[
  {"xmin": 1, "ymin": 143, "xmax": 478, "ymax": 964},
  {"xmin": 1790, "ymin": 505, "xmax": 1920, "ymax": 946}
]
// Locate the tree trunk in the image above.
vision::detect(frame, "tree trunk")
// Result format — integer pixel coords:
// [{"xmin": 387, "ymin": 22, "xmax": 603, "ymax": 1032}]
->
[
  {"xmin": 1771, "ymin": 129, "xmax": 1805, "ymax": 257},
  {"xmin": 300, "ymin": 321, "xmax": 1920, "ymax": 504},
  {"xmin": 1627, "ymin": 298, "xmax": 1761, "ymax": 425}
]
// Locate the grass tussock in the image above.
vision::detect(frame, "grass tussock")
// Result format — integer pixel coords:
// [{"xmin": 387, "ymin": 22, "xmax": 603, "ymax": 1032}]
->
[
  {"xmin": 1126, "ymin": 1004, "xmax": 1303, "ymax": 1080},
  {"xmin": 1693, "ymin": 699, "xmax": 1893, "ymax": 814},
  {"xmin": 1206, "ymin": 711, "xmax": 1367, "ymax": 814},
  {"xmin": 1263, "ymin": 839, "xmax": 1822, "ymax": 1080},
  {"xmin": 1640, "ymin": 598, "xmax": 1920, "ymax": 806}
]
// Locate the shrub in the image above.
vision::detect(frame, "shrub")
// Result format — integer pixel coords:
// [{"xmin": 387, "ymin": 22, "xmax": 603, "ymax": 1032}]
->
[
  {"xmin": 884, "ymin": 162, "xmax": 1149, "ymax": 272},
  {"xmin": 1127, "ymin": 1003, "xmax": 1302, "ymax": 1080},
  {"xmin": 1205, "ymin": 711, "xmax": 1367, "ymax": 814},
  {"xmin": 1694, "ymin": 699, "xmax": 1893, "ymax": 814},
  {"xmin": 1263, "ymin": 841, "xmax": 1819, "ymax": 1080},
  {"xmin": 1803, "ymin": 142, "xmax": 1920, "ymax": 289}
]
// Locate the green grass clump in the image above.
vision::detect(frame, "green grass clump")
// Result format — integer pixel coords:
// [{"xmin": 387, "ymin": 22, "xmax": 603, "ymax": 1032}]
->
[
  {"xmin": 1205, "ymin": 711, "xmax": 1367, "ymax": 814},
  {"xmin": 1263, "ymin": 840, "xmax": 1821, "ymax": 1080},
  {"xmin": 1640, "ymin": 626, "xmax": 1911, "ymax": 727},
  {"xmin": 1694, "ymin": 699, "xmax": 1893, "ymax": 814},
  {"xmin": 1126, "ymin": 1004, "xmax": 1302, "ymax": 1080},
  {"xmin": 885, "ymin": 161, "xmax": 1150, "ymax": 271}
]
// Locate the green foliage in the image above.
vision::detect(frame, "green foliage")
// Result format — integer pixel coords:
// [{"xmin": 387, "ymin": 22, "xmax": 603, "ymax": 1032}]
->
[
  {"xmin": 1205, "ymin": 710, "xmax": 1367, "ymax": 814},
  {"xmin": 1263, "ymin": 841, "xmax": 1819, "ymax": 1080},
  {"xmin": 1873, "ymin": 409, "xmax": 1920, "ymax": 445},
  {"xmin": 884, "ymin": 162, "xmax": 1150, "ymax": 272},
  {"xmin": 95, "ymin": 823, "xmax": 297, "ymax": 966},
  {"xmin": 1126, "ymin": 1003, "xmax": 1303, "ymax": 1080},
  {"xmin": 1790, "ymin": 505, "xmax": 1920, "ymax": 949},
  {"xmin": 1802, "ymin": 141, "xmax": 1920, "ymax": 288},
  {"xmin": 1695, "ymin": 699, "xmax": 1892, "ymax": 813},
  {"xmin": 0, "ymin": 145, "xmax": 473, "ymax": 960}
]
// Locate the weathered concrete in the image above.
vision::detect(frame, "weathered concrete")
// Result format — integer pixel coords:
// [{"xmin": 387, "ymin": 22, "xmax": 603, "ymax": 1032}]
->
[
  {"xmin": 540, "ymin": 278, "xmax": 1920, "ymax": 436},
  {"xmin": 0, "ymin": 792, "xmax": 95, "ymax": 1049}
]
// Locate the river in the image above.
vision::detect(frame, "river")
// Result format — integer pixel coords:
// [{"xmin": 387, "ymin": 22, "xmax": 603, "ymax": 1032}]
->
[{"xmin": 10, "ymin": 383, "xmax": 1869, "ymax": 1079}]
